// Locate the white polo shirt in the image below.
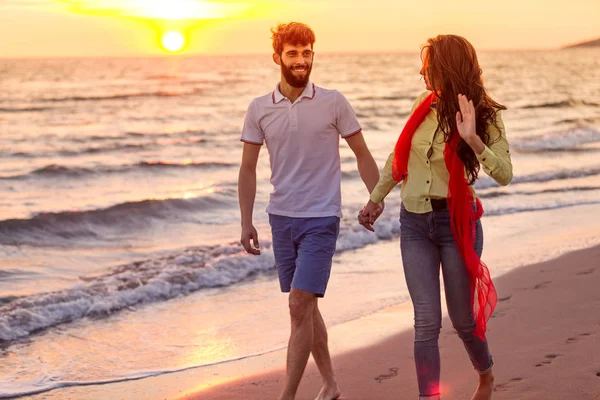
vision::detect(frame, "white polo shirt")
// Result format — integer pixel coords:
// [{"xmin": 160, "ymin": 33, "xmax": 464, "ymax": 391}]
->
[{"xmin": 241, "ymin": 82, "xmax": 361, "ymax": 218}]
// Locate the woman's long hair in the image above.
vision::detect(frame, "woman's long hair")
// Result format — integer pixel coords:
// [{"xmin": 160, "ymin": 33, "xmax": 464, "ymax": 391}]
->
[{"xmin": 423, "ymin": 35, "xmax": 506, "ymax": 185}]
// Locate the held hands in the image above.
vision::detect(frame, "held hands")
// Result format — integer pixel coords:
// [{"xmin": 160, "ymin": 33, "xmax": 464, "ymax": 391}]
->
[
  {"xmin": 241, "ymin": 224, "xmax": 260, "ymax": 255},
  {"xmin": 358, "ymin": 200, "xmax": 385, "ymax": 232}
]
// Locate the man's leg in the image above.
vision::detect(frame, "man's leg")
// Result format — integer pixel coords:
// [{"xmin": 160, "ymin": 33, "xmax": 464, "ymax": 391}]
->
[
  {"xmin": 282, "ymin": 215, "xmax": 339, "ymax": 400},
  {"xmin": 269, "ymin": 214, "xmax": 306, "ymax": 400},
  {"xmin": 279, "ymin": 288, "xmax": 317, "ymax": 400},
  {"xmin": 312, "ymin": 301, "xmax": 341, "ymax": 400}
]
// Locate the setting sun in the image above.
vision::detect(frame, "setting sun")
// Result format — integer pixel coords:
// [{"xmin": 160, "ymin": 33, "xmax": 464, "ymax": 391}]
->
[{"xmin": 161, "ymin": 31, "xmax": 186, "ymax": 53}]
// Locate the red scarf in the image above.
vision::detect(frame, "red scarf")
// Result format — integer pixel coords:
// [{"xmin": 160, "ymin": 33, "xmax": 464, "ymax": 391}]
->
[{"xmin": 392, "ymin": 92, "xmax": 497, "ymax": 340}]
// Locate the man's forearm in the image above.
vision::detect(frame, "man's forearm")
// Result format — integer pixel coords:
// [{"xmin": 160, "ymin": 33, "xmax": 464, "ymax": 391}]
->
[
  {"xmin": 238, "ymin": 168, "xmax": 257, "ymax": 227},
  {"xmin": 357, "ymin": 154, "xmax": 380, "ymax": 194}
]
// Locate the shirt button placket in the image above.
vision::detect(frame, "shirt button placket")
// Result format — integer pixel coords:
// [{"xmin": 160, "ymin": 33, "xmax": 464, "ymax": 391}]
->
[{"xmin": 290, "ymin": 103, "xmax": 298, "ymax": 131}]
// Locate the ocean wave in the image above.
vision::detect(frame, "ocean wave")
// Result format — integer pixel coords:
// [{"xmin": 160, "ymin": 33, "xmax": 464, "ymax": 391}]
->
[
  {"xmin": 4, "ymin": 142, "xmax": 163, "ymax": 159},
  {"xmin": 144, "ymin": 74, "xmax": 181, "ymax": 80},
  {"xmin": 478, "ymin": 185, "xmax": 600, "ymax": 199},
  {"xmin": 341, "ymin": 170, "xmax": 359, "ymax": 180},
  {"xmin": 0, "ymin": 107, "xmax": 53, "ymax": 113},
  {"xmin": 2, "ymin": 142, "xmax": 159, "ymax": 159},
  {"xmin": 483, "ymin": 200, "xmax": 600, "ymax": 217},
  {"xmin": 136, "ymin": 160, "xmax": 234, "ymax": 169},
  {"xmin": 3, "ymin": 132, "xmax": 216, "ymax": 159},
  {"xmin": 3, "ymin": 151, "xmax": 37, "ymax": 158},
  {"xmin": 355, "ymin": 95, "xmax": 414, "ymax": 101},
  {"xmin": 0, "ymin": 243, "xmax": 276, "ymax": 342},
  {"xmin": 0, "ymin": 190, "xmax": 236, "ymax": 246},
  {"xmin": 557, "ymin": 116, "xmax": 600, "ymax": 125},
  {"xmin": 0, "ymin": 197, "xmax": 597, "ymax": 343},
  {"xmin": 476, "ymin": 165, "xmax": 600, "ymax": 189},
  {"xmin": 521, "ymin": 99, "xmax": 600, "ymax": 109},
  {"xmin": 0, "ymin": 295, "xmax": 20, "ymax": 306},
  {"xmin": 511, "ymin": 127, "xmax": 600, "ymax": 152},
  {"xmin": 28, "ymin": 164, "xmax": 94, "ymax": 177},
  {"xmin": 355, "ymin": 108, "xmax": 410, "ymax": 119},
  {"xmin": 0, "ymin": 219, "xmax": 398, "ymax": 342},
  {"xmin": 60, "ymin": 142, "xmax": 154, "ymax": 156},
  {"xmin": 125, "ymin": 129, "xmax": 206, "ymax": 138},
  {"xmin": 68, "ymin": 134, "xmax": 137, "ymax": 143},
  {"xmin": 0, "ymin": 161, "xmax": 236, "ymax": 180},
  {"xmin": 39, "ymin": 89, "xmax": 202, "ymax": 103}
]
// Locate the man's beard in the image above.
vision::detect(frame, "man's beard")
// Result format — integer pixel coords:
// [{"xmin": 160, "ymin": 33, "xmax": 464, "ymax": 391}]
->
[{"xmin": 281, "ymin": 62, "xmax": 313, "ymax": 88}]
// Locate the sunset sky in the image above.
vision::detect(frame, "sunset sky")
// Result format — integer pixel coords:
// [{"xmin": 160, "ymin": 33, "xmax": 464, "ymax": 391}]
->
[{"xmin": 1, "ymin": 0, "xmax": 598, "ymax": 58}]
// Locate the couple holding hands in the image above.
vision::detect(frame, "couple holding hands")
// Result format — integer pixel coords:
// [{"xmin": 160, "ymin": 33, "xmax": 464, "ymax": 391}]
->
[{"xmin": 238, "ymin": 22, "xmax": 512, "ymax": 400}]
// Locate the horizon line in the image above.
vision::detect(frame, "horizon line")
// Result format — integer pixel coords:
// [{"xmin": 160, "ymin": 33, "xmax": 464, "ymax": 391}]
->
[{"xmin": 0, "ymin": 46, "xmax": 588, "ymax": 61}]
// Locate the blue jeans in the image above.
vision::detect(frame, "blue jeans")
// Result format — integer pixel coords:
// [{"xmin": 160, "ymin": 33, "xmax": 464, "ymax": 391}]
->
[{"xmin": 400, "ymin": 204, "xmax": 493, "ymax": 398}]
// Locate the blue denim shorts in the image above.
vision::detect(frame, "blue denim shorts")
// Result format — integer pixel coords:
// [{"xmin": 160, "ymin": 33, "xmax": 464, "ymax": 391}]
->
[{"xmin": 268, "ymin": 214, "xmax": 340, "ymax": 297}]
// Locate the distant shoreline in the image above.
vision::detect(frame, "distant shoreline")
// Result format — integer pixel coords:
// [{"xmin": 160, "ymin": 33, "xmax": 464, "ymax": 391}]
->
[{"xmin": 562, "ymin": 37, "xmax": 600, "ymax": 49}]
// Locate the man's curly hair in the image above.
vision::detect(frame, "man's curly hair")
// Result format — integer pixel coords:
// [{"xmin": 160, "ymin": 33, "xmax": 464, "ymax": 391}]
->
[{"xmin": 271, "ymin": 22, "xmax": 316, "ymax": 55}]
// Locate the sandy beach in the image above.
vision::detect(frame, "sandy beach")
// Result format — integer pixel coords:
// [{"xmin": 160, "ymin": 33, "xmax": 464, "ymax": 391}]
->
[{"xmin": 186, "ymin": 244, "xmax": 600, "ymax": 400}]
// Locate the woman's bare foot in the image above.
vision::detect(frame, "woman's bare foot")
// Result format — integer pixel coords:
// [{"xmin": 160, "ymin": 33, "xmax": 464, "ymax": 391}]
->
[
  {"xmin": 315, "ymin": 383, "xmax": 341, "ymax": 400},
  {"xmin": 471, "ymin": 370, "xmax": 494, "ymax": 400}
]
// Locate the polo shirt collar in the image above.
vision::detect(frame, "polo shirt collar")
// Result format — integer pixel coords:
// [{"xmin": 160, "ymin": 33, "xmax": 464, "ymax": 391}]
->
[{"xmin": 272, "ymin": 82, "xmax": 316, "ymax": 104}]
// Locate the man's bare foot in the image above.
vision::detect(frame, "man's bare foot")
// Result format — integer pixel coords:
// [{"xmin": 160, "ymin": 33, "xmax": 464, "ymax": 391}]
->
[
  {"xmin": 315, "ymin": 383, "xmax": 341, "ymax": 400},
  {"xmin": 471, "ymin": 371, "xmax": 494, "ymax": 400}
]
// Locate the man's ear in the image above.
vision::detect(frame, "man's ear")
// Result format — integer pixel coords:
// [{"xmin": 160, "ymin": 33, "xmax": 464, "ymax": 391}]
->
[{"xmin": 273, "ymin": 52, "xmax": 281, "ymax": 66}]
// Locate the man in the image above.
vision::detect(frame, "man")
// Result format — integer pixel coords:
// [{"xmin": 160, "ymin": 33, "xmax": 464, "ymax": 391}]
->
[{"xmin": 238, "ymin": 22, "xmax": 383, "ymax": 400}]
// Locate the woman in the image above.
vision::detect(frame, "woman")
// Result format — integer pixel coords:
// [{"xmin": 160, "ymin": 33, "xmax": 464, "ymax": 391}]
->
[{"xmin": 360, "ymin": 35, "xmax": 512, "ymax": 400}]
